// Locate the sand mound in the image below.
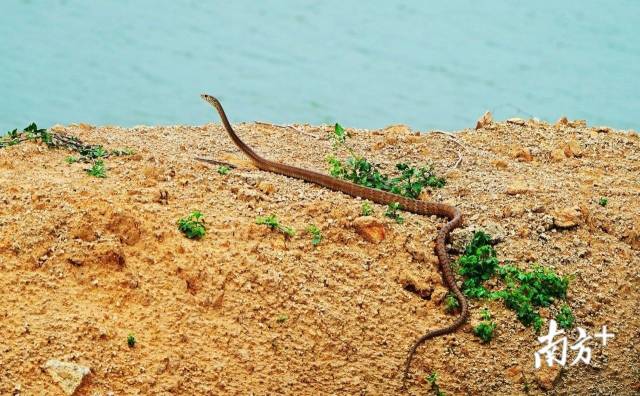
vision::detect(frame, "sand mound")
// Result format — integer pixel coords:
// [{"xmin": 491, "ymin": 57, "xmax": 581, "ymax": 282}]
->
[{"xmin": 0, "ymin": 119, "xmax": 638, "ymax": 394}]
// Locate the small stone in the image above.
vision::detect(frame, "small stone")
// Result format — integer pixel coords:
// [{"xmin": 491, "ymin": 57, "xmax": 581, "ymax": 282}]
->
[
  {"xmin": 624, "ymin": 220, "xmax": 640, "ymax": 249},
  {"xmin": 44, "ymin": 359, "xmax": 90, "ymax": 395},
  {"xmin": 482, "ymin": 222, "xmax": 507, "ymax": 243},
  {"xmin": 505, "ymin": 365, "xmax": 524, "ymax": 384},
  {"xmin": 550, "ymin": 148, "xmax": 566, "ymax": 161},
  {"xmin": 507, "ymin": 117, "xmax": 526, "ymax": 126},
  {"xmin": 493, "ymin": 159, "xmax": 508, "ymax": 170},
  {"xmin": 552, "ymin": 207, "xmax": 583, "ymax": 229},
  {"xmin": 257, "ymin": 181, "xmax": 276, "ymax": 195},
  {"xmin": 512, "ymin": 147, "xmax": 533, "ymax": 162},
  {"xmin": 475, "ymin": 111, "xmax": 493, "ymax": 130},
  {"xmin": 78, "ymin": 123, "xmax": 94, "ymax": 131},
  {"xmin": 563, "ymin": 139, "xmax": 583, "ymax": 157},
  {"xmin": 506, "ymin": 181, "xmax": 531, "ymax": 195},
  {"xmin": 535, "ymin": 364, "xmax": 562, "ymax": 390},
  {"xmin": 555, "ymin": 116, "xmax": 569, "ymax": 127},
  {"xmin": 352, "ymin": 216, "xmax": 386, "ymax": 243}
]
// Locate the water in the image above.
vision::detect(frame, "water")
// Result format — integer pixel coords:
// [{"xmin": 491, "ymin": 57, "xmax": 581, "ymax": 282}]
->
[{"xmin": 1, "ymin": 1, "xmax": 639, "ymax": 133}]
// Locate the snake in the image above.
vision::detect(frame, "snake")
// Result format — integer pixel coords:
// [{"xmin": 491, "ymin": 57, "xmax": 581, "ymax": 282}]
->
[{"xmin": 199, "ymin": 94, "xmax": 468, "ymax": 389}]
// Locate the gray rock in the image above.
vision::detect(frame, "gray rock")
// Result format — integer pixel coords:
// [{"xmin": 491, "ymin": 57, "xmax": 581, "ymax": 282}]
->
[{"xmin": 43, "ymin": 359, "xmax": 90, "ymax": 395}]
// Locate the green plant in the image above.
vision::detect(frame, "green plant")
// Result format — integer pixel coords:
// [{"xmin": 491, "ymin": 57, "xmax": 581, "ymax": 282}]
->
[
  {"xmin": 444, "ymin": 293, "xmax": 459, "ymax": 314},
  {"xmin": 425, "ymin": 372, "xmax": 445, "ymax": 396},
  {"xmin": 276, "ymin": 314, "xmax": 288, "ymax": 323},
  {"xmin": 328, "ymin": 155, "xmax": 445, "ymax": 200},
  {"xmin": 307, "ymin": 224, "xmax": 322, "ymax": 246},
  {"xmin": 256, "ymin": 214, "xmax": 295, "ymax": 237},
  {"xmin": 598, "ymin": 197, "xmax": 608, "ymax": 207},
  {"xmin": 86, "ymin": 160, "xmax": 107, "ymax": 178},
  {"xmin": 127, "ymin": 334, "xmax": 136, "ymax": 348},
  {"xmin": 479, "ymin": 307, "xmax": 492, "ymax": 321},
  {"xmin": 361, "ymin": 201, "xmax": 374, "ymax": 216},
  {"xmin": 473, "ymin": 320, "xmax": 496, "ymax": 343},
  {"xmin": 331, "ymin": 122, "xmax": 347, "ymax": 147},
  {"xmin": 177, "ymin": 211, "xmax": 206, "ymax": 239},
  {"xmin": 1, "ymin": 122, "xmax": 51, "ymax": 148},
  {"xmin": 457, "ymin": 231, "xmax": 571, "ymax": 333},
  {"xmin": 473, "ymin": 308, "xmax": 496, "ymax": 343},
  {"xmin": 86, "ymin": 145, "xmax": 107, "ymax": 159},
  {"xmin": 385, "ymin": 202, "xmax": 404, "ymax": 224},
  {"xmin": 555, "ymin": 304, "xmax": 575, "ymax": 329},
  {"xmin": 392, "ymin": 163, "xmax": 446, "ymax": 197},
  {"xmin": 2, "ymin": 123, "xmax": 128, "ymax": 176},
  {"xmin": 458, "ymin": 231, "xmax": 499, "ymax": 298},
  {"xmin": 217, "ymin": 165, "xmax": 231, "ymax": 175}
]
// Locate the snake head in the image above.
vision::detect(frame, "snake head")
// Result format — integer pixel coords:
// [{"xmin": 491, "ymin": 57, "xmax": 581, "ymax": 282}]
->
[{"xmin": 200, "ymin": 93, "xmax": 216, "ymax": 102}]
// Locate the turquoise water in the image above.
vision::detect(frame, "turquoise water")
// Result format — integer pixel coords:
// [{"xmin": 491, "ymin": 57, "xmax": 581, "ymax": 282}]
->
[{"xmin": 1, "ymin": 1, "xmax": 639, "ymax": 132}]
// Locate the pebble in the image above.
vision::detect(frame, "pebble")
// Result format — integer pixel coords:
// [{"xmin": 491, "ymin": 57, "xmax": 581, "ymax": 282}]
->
[{"xmin": 43, "ymin": 359, "xmax": 90, "ymax": 395}]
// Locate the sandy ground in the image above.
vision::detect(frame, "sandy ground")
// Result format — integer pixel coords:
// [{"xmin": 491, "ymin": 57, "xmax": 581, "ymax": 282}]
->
[{"xmin": 0, "ymin": 117, "xmax": 639, "ymax": 395}]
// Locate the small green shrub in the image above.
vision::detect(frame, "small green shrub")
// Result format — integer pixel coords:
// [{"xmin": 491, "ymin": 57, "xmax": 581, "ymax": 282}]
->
[
  {"xmin": 331, "ymin": 123, "xmax": 347, "ymax": 147},
  {"xmin": 457, "ymin": 231, "xmax": 571, "ymax": 333},
  {"xmin": 276, "ymin": 314, "xmax": 288, "ymax": 323},
  {"xmin": 425, "ymin": 372, "xmax": 445, "ymax": 396},
  {"xmin": 217, "ymin": 165, "xmax": 231, "ymax": 175},
  {"xmin": 598, "ymin": 197, "xmax": 608, "ymax": 207},
  {"xmin": 444, "ymin": 293, "xmax": 460, "ymax": 314},
  {"xmin": 307, "ymin": 224, "xmax": 322, "ymax": 246},
  {"xmin": 86, "ymin": 160, "xmax": 107, "ymax": 178},
  {"xmin": 178, "ymin": 211, "xmax": 206, "ymax": 239},
  {"xmin": 361, "ymin": 201, "xmax": 374, "ymax": 216},
  {"xmin": 385, "ymin": 202, "xmax": 404, "ymax": 224},
  {"xmin": 474, "ymin": 321, "xmax": 496, "ymax": 343},
  {"xmin": 65, "ymin": 156, "xmax": 78, "ymax": 164},
  {"xmin": 555, "ymin": 304, "xmax": 575, "ymax": 329},
  {"xmin": 473, "ymin": 308, "xmax": 496, "ymax": 343},
  {"xmin": 127, "ymin": 334, "xmax": 136, "ymax": 348},
  {"xmin": 328, "ymin": 155, "xmax": 445, "ymax": 200},
  {"xmin": 256, "ymin": 214, "xmax": 295, "ymax": 237},
  {"xmin": 86, "ymin": 145, "xmax": 107, "ymax": 159}
]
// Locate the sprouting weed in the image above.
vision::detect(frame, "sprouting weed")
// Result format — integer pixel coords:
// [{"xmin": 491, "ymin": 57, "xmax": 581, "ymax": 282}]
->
[
  {"xmin": 385, "ymin": 202, "xmax": 404, "ymax": 224},
  {"xmin": 86, "ymin": 160, "xmax": 107, "ymax": 178},
  {"xmin": 361, "ymin": 201, "xmax": 374, "ymax": 216},
  {"xmin": 307, "ymin": 224, "xmax": 322, "ymax": 246},
  {"xmin": 330, "ymin": 123, "xmax": 347, "ymax": 147},
  {"xmin": 86, "ymin": 145, "xmax": 108, "ymax": 159},
  {"xmin": 127, "ymin": 334, "xmax": 136, "ymax": 348},
  {"xmin": 425, "ymin": 372, "xmax": 445, "ymax": 396},
  {"xmin": 65, "ymin": 156, "xmax": 79, "ymax": 164},
  {"xmin": 555, "ymin": 304, "xmax": 575, "ymax": 329},
  {"xmin": 177, "ymin": 211, "xmax": 206, "ymax": 239},
  {"xmin": 276, "ymin": 314, "xmax": 288, "ymax": 323},
  {"xmin": 444, "ymin": 293, "xmax": 460, "ymax": 314},
  {"xmin": 474, "ymin": 320, "xmax": 496, "ymax": 343},
  {"xmin": 256, "ymin": 214, "xmax": 295, "ymax": 237},
  {"xmin": 598, "ymin": 197, "xmax": 608, "ymax": 207},
  {"xmin": 217, "ymin": 165, "xmax": 231, "ymax": 175}
]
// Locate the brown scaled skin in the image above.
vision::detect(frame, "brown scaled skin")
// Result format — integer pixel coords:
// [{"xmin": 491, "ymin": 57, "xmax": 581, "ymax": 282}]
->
[{"xmin": 199, "ymin": 94, "xmax": 468, "ymax": 390}]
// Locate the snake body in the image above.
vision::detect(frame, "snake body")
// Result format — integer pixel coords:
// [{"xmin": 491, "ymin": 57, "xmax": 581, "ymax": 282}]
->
[{"xmin": 199, "ymin": 94, "xmax": 468, "ymax": 389}]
